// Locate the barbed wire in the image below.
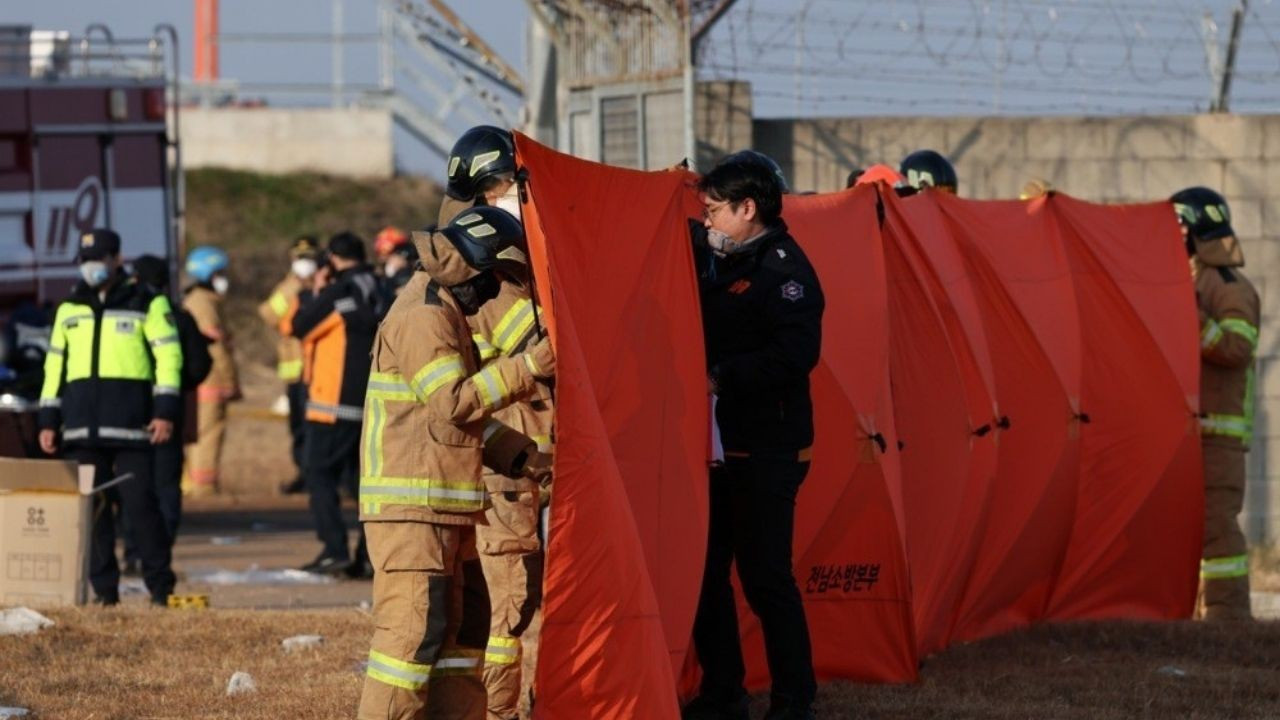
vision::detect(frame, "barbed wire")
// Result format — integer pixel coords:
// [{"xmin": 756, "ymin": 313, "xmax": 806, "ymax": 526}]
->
[{"xmin": 697, "ymin": 0, "xmax": 1280, "ymax": 116}]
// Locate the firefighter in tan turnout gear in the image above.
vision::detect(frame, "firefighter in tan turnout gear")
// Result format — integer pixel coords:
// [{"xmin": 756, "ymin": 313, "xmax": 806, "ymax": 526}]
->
[
  {"xmin": 357, "ymin": 205, "xmax": 555, "ymax": 720},
  {"xmin": 442, "ymin": 125, "xmax": 553, "ymax": 720},
  {"xmin": 1172, "ymin": 186, "xmax": 1260, "ymax": 622}
]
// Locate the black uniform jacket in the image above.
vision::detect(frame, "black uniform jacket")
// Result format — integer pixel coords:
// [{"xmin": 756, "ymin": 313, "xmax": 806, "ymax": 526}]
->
[{"xmin": 696, "ymin": 220, "xmax": 825, "ymax": 455}]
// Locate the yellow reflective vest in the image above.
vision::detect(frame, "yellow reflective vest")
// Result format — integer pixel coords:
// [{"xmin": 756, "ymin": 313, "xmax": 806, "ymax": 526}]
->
[{"xmin": 38, "ymin": 273, "xmax": 183, "ymax": 448}]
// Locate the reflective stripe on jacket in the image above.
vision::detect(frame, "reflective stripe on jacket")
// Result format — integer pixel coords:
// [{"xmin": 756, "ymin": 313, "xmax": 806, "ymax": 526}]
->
[
  {"xmin": 258, "ymin": 273, "xmax": 305, "ymax": 381},
  {"xmin": 1196, "ymin": 256, "xmax": 1260, "ymax": 448},
  {"xmin": 39, "ymin": 273, "xmax": 182, "ymax": 448},
  {"xmin": 359, "ymin": 270, "xmax": 543, "ymax": 524},
  {"xmin": 288, "ymin": 266, "xmax": 382, "ymax": 424}
]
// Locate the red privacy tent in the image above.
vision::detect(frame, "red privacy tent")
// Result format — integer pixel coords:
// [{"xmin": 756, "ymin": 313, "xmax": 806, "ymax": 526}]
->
[{"xmin": 513, "ymin": 134, "xmax": 1202, "ymax": 720}]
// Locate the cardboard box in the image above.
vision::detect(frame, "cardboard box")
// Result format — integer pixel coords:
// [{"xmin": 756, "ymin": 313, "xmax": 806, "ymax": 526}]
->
[{"xmin": 0, "ymin": 459, "xmax": 91, "ymax": 606}]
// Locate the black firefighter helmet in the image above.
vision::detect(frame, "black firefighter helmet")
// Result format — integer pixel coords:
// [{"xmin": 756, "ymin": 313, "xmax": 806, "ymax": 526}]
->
[
  {"xmin": 445, "ymin": 125, "xmax": 517, "ymax": 202},
  {"xmin": 440, "ymin": 205, "xmax": 528, "ymax": 279},
  {"xmin": 1170, "ymin": 186, "xmax": 1234, "ymax": 241},
  {"xmin": 899, "ymin": 149, "xmax": 958, "ymax": 193}
]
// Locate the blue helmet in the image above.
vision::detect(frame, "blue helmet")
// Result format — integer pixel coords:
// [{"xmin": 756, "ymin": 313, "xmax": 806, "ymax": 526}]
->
[{"xmin": 185, "ymin": 246, "xmax": 229, "ymax": 283}]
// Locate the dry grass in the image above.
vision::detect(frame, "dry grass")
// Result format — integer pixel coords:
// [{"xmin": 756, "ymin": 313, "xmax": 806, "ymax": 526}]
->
[
  {"xmin": 0, "ymin": 607, "xmax": 371, "ymax": 719},
  {"xmin": 3, "ymin": 610, "xmax": 1279, "ymax": 719}
]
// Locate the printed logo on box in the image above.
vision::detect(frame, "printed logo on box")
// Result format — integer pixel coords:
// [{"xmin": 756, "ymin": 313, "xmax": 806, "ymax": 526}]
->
[{"xmin": 20, "ymin": 506, "xmax": 50, "ymax": 538}]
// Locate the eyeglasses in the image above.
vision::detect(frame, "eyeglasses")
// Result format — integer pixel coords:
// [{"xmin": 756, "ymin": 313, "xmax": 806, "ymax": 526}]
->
[{"xmin": 703, "ymin": 201, "xmax": 734, "ymax": 221}]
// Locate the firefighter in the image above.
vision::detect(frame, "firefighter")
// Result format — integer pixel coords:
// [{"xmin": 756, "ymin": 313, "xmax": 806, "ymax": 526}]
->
[
  {"xmin": 259, "ymin": 236, "xmax": 321, "ymax": 494},
  {"xmin": 289, "ymin": 232, "xmax": 384, "ymax": 576},
  {"xmin": 1172, "ymin": 186, "xmax": 1260, "ymax": 622},
  {"xmin": 182, "ymin": 246, "xmax": 240, "ymax": 496},
  {"xmin": 356, "ymin": 206, "xmax": 554, "ymax": 720},
  {"xmin": 37, "ymin": 229, "xmax": 180, "ymax": 606},
  {"xmin": 685, "ymin": 156, "xmax": 824, "ymax": 720},
  {"xmin": 444, "ymin": 124, "xmax": 552, "ymax": 720},
  {"xmin": 899, "ymin": 149, "xmax": 958, "ymax": 194}
]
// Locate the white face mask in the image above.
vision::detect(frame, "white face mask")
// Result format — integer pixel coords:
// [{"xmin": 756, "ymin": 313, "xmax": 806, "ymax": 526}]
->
[
  {"xmin": 384, "ymin": 257, "xmax": 406, "ymax": 277},
  {"xmin": 80, "ymin": 261, "xmax": 110, "ymax": 287},
  {"xmin": 494, "ymin": 186, "xmax": 521, "ymax": 219},
  {"xmin": 706, "ymin": 229, "xmax": 743, "ymax": 257},
  {"xmin": 212, "ymin": 276, "xmax": 230, "ymax": 296},
  {"xmin": 291, "ymin": 258, "xmax": 318, "ymax": 279}
]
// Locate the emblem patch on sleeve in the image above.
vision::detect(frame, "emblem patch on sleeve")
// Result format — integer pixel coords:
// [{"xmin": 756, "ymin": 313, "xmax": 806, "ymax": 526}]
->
[{"xmin": 781, "ymin": 280, "xmax": 804, "ymax": 302}]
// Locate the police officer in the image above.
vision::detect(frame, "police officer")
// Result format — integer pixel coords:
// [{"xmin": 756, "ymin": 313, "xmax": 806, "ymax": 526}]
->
[
  {"xmin": 444, "ymin": 124, "xmax": 553, "ymax": 720},
  {"xmin": 356, "ymin": 206, "xmax": 553, "ymax": 720},
  {"xmin": 899, "ymin": 149, "xmax": 958, "ymax": 194},
  {"xmin": 38, "ymin": 229, "xmax": 180, "ymax": 606},
  {"xmin": 686, "ymin": 156, "xmax": 824, "ymax": 720},
  {"xmin": 1172, "ymin": 186, "xmax": 1260, "ymax": 622}
]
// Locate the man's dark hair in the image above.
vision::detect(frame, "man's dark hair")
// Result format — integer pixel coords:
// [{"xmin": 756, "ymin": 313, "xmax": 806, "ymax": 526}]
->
[
  {"xmin": 698, "ymin": 159, "xmax": 783, "ymax": 226},
  {"xmin": 132, "ymin": 254, "xmax": 170, "ymax": 290},
  {"xmin": 327, "ymin": 231, "xmax": 367, "ymax": 262}
]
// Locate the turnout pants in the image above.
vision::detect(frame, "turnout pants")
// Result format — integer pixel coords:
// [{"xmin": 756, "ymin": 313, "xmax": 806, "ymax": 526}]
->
[
  {"xmin": 72, "ymin": 446, "xmax": 175, "ymax": 603},
  {"xmin": 476, "ymin": 488, "xmax": 543, "ymax": 720},
  {"xmin": 692, "ymin": 455, "xmax": 816, "ymax": 710},
  {"xmin": 358, "ymin": 521, "xmax": 489, "ymax": 720},
  {"xmin": 1200, "ymin": 441, "xmax": 1251, "ymax": 621},
  {"xmin": 187, "ymin": 398, "xmax": 227, "ymax": 490},
  {"xmin": 305, "ymin": 420, "xmax": 366, "ymax": 563}
]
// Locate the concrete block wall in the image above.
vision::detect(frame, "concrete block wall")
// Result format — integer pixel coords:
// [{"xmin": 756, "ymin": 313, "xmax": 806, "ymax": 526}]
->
[
  {"xmin": 749, "ymin": 113, "xmax": 1280, "ymax": 544},
  {"xmin": 181, "ymin": 107, "xmax": 395, "ymax": 178}
]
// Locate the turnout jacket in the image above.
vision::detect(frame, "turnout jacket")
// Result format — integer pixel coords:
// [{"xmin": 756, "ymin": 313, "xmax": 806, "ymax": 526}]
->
[
  {"xmin": 183, "ymin": 284, "xmax": 239, "ymax": 402},
  {"xmin": 288, "ymin": 265, "xmax": 383, "ymax": 424},
  {"xmin": 1195, "ymin": 240, "xmax": 1261, "ymax": 449},
  {"xmin": 470, "ymin": 279, "xmax": 555, "ymax": 491},
  {"xmin": 39, "ymin": 272, "xmax": 183, "ymax": 448},
  {"xmin": 358, "ymin": 270, "xmax": 548, "ymax": 525},
  {"xmin": 258, "ymin": 272, "xmax": 306, "ymax": 382},
  {"xmin": 697, "ymin": 220, "xmax": 825, "ymax": 455}
]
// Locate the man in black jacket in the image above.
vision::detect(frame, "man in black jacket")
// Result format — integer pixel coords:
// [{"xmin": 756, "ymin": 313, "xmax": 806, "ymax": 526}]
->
[
  {"xmin": 123, "ymin": 255, "xmax": 211, "ymax": 560},
  {"xmin": 685, "ymin": 158, "xmax": 824, "ymax": 720},
  {"xmin": 290, "ymin": 233, "xmax": 385, "ymax": 577}
]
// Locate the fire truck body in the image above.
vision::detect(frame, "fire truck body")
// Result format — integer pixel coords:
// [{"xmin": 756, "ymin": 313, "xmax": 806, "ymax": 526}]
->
[{"xmin": 0, "ymin": 25, "xmax": 180, "ymax": 312}]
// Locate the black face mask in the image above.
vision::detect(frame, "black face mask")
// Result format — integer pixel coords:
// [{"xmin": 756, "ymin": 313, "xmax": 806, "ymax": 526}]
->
[{"xmin": 450, "ymin": 271, "xmax": 500, "ymax": 315}]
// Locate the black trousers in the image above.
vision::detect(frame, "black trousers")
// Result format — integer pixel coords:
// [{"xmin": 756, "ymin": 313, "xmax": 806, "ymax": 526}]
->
[
  {"xmin": 124, "ymin": 411, "xmax": 184, "ymax": 561},
  {"xmin": 72, "ymin": 445, "xmax": 176, "ymax": 603},
  {"xmin": 287, "ymin": 381, "xmax": 308, "ymax": 476},
  {"xmin": 692, "ymin": 455, "xmax": 816, "ymax": 708},
  {"xmin": 305, "ymin": 420, "xmax": 366, "ymax": 562}
]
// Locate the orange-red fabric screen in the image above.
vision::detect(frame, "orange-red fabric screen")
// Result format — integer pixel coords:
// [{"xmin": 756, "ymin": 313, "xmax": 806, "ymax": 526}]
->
[
  {"xmin": 517, "ymin": 136, "xmax": 708, "ymax": 720},
  {"xmin": 514, "ymin": 133, "xmax": 1202, "ymax": 718}
]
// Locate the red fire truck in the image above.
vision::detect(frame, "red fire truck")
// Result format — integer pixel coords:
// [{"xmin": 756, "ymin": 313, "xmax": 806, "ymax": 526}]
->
[
  {"xmin": 0, "ymin": 23, "xmax": 181, "ymax": 311},
  {"xmin": 0, "ymin": 23, "xmax": 180, "ymax": 454}
]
